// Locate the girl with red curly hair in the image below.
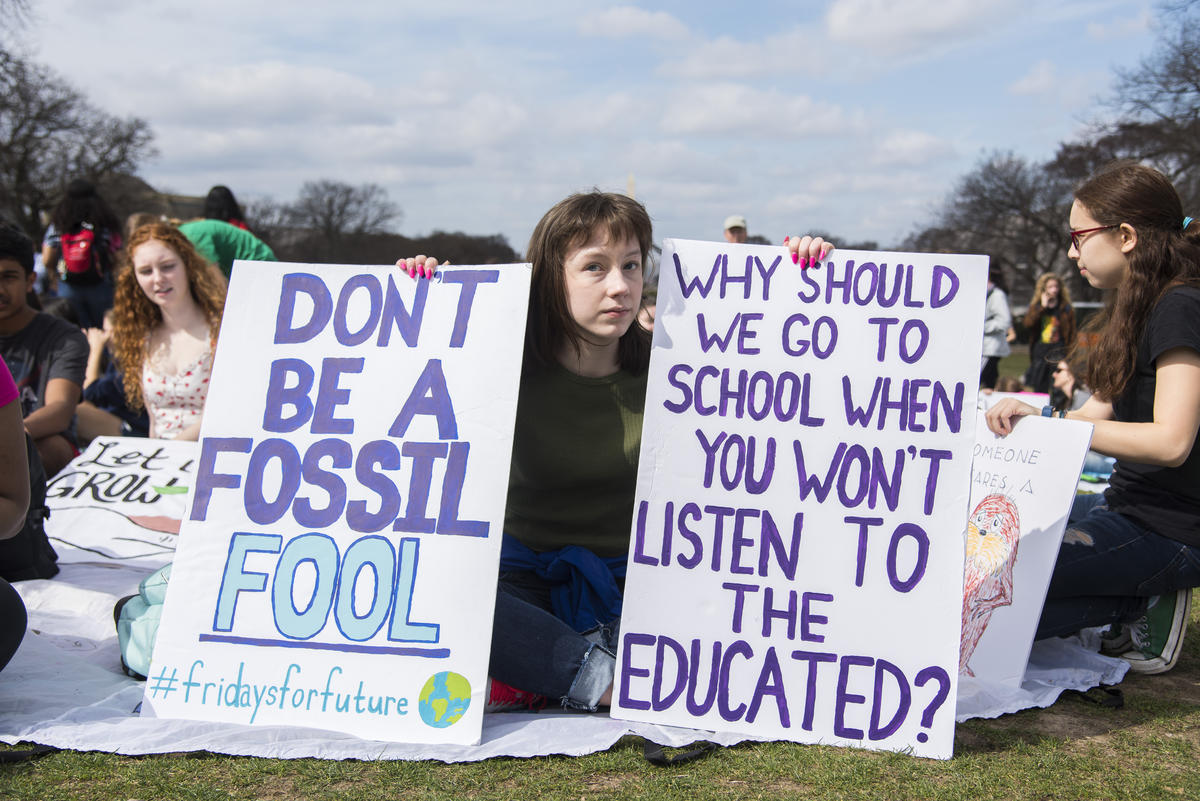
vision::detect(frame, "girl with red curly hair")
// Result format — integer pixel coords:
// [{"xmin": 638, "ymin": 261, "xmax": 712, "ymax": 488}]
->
[{"xmin": 111, "ymin": 222, "xmax": 227, "ymax": 440}]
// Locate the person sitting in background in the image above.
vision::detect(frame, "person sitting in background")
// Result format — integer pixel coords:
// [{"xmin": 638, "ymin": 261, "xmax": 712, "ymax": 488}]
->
[
  {"xmin": 988, "ymin": 163, "xmax": 1200, "ymax": 674},
  {"xmin": 111, "ymin": 223, "xmax": 226, "ymax": 441},
  {"xmin": 0, "ymin": 359, "xmax": 30, "ymax": 673},
  {"xmin": 178, "ymin": 218, "xmax": 276, "ymax": 281},
  {"xmin": 1050, "ymin": 357, "xmax": 1114, "ymax": 477},
  {"xmin": 75, "ymin": 309, "xmax": 149, "ymax": 442},
  {"xmin": 202, "ymin": 185, "xmax": 249, "ymax": 231},
  {"xmin": 41, "ymin": 179, "xmax": 123, "ymax": 329},
  {"xmin": 0, "ymin": 223, "xmax": 87, "ymax": 477},
  {"xmin": 1050, "ymin": 358, "xmax": 1091, "ymax": 413}
]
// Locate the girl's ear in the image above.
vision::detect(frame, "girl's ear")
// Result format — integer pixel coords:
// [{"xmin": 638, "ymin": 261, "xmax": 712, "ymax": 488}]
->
[{"xmin": 1119, "ymin": 222, "xmax": 1138, "ymax": 254}]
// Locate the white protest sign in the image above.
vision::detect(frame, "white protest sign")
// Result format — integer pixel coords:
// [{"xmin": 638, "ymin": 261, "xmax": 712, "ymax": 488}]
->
[
  {"xmin": 46, "ymin": 437, "xmax": 197, "ymax": 567},
  {"xmin": 961, "ymin": 412, "xmax": 1092, "ymax": 686},
  {"xmin": 613, "ymin": 241, "xmax": 987, "ymax": 759},
  {"xmin": 143, "ymin": 262, "xmax": 530, "ymax": 745}
]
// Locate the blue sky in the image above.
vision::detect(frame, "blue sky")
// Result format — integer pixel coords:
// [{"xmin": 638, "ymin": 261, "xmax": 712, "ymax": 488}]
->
[{"xmin": 26, "ymin": 1, "xmax": 1156, "ymax": 255}]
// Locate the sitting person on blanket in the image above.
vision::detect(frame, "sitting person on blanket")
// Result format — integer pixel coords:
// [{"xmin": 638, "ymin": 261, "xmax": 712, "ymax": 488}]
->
[
  {"xmin": 401, "ymin": 192, "xmax": 832, "ymax": 710},
  {"xmin": 987, "ymin": 164, "xmax": 1200, "ymax": 675},
  {"xmin": 0, "ymin": 222, "xmax": 88, "ymax": 477}
]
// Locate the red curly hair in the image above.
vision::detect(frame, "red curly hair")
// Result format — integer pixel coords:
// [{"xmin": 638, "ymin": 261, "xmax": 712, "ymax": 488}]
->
[{"xmin": 110, "ymin": 222, "xmax": 228, "ymax": 411}]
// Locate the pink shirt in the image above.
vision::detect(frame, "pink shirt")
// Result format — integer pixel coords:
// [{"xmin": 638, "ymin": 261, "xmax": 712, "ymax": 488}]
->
[{"xmin": 0, "ymin": 360, "xmax": 17, "ymax": 408}]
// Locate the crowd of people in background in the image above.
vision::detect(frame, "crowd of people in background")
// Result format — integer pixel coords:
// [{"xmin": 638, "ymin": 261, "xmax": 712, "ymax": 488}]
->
[{"xmin": 0, "ymin": 181, "xmax": 277, "ymax": 676}]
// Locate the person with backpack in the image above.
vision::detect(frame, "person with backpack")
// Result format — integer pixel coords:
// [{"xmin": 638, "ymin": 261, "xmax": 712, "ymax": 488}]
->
[{"xmin": 41, "ymin": 179, "xmax": 123, "ymax": 329}]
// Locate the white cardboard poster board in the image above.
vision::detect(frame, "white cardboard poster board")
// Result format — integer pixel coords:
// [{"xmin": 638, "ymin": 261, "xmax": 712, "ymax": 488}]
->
[
  {"xmin": 961, "ymin": 412, "xmax": 1093, "ymax": 686},
  {"xmin": 144, "ymin": 262, "xmax": 530, "ymax": 745},
  {"xmin": 46, "ymin": 437, "xmax": 198, "ymax": 566},
  {"xmin": 613, "ymin": 241, "xmax": 987, "ymax": 759}
]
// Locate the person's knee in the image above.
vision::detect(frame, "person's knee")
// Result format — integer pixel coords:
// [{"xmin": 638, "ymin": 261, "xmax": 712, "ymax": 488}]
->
[{"xmin": 34, "ymin": 434, "xmax": 74, "ymax": 477}]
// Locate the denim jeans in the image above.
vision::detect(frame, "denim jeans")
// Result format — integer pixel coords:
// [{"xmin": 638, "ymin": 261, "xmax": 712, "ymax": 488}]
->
[
  {"xmin": 1036, "ymin": 493, "xmax": 1200, "ymax": 639},
  {"xmin": 59, "ymin": 278, "xmax": 113, "ymax": 329},
  {"xmin": 489, "ymin": 571, "xmax": 617, "ymax": 711}
]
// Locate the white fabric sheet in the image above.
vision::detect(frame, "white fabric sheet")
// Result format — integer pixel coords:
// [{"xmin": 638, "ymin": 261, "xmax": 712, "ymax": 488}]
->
[{"xmin": 0, "ymin": 555, "xmax": 1127, "ymax": 760}]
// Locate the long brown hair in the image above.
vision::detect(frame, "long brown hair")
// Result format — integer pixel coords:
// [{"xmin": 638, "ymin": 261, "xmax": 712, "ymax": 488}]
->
[
  {"xmin": 524, "ymin": 191, "xmax": 652, "ymax": 373},
  {"xmin": 1071, "ymin": 163, "xmax": 1200, "ymax": 399},
  {"xmin": 111, "ymin": 222, "xmax": 228, "ymax": 410}
]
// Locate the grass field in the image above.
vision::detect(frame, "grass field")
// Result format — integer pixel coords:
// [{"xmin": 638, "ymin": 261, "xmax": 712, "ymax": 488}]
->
[{"xmin": 7, "ymin": 347, "xmax": 1196, "ymax": 800}]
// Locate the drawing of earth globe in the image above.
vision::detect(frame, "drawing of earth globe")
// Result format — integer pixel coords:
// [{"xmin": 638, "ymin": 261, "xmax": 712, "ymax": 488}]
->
[{"xmin": 418, "ymin": 671, "xmax": 471, "ymax": 728}]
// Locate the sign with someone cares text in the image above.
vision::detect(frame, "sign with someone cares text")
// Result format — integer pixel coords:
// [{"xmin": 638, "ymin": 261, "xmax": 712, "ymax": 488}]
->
[
  {"xmin": 143, "ymin": 261, "xmax": 530, "ymax": 745},
  {"xmin": 613, "ymin": 241, "xmax": 987, "ymax": 759}
]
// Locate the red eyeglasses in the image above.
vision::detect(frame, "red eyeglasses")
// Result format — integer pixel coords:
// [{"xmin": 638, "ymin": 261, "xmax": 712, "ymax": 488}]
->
[{"xmin": 1069, "ymin": 225, "xmax": 1119, "ymax": 250}]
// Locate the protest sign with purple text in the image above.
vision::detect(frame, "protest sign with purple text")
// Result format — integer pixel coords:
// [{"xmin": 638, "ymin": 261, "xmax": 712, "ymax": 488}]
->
[
  {"xmin": 143, "ymin": 261, "xmax": 530, "ymax": 745},
  {"xmin": 613, "ymin": 241, "xmax": 987, "ymax": 759}
]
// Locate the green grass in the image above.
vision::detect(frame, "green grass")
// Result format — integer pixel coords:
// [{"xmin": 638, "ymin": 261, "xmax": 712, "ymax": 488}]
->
[
  {"xmin": 998, "ymin": 348, "xmax": 1030, "ymax": 385},
  {"xmin": 3, "ymin": 593, "xmax": 1200, "ymax": 800}
]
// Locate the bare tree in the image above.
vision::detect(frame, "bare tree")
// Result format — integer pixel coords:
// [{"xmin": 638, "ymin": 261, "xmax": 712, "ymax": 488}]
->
[
  {"xmin": 1094, "ymin": 3, "xmax": 1200, "ymax": 205},
  {"xmin": 285, "ymin": 180, "xmax": 401, "ymax": 260},
  {"xmin": 0, "ymin": 48, "xmax": 154, "ymax": 239},
  {"xmin": 906, "ymin": 152, "xmax": 1077, "ymax": 303}
]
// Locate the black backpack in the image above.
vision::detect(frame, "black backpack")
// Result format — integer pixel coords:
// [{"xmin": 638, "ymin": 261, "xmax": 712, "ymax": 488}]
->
[{"xmin": 0, "ymin": 434, "xmax": 59, "ymax": 581}]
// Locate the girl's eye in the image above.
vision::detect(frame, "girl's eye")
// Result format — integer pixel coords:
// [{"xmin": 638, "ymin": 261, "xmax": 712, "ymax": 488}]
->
[
  {"xmin": 623, "ymin": 261, "xmax": 641, "ymax": 271},
  {"xmin": 585, "ymin": 263, "xmax": 603, "ymax": 272}
]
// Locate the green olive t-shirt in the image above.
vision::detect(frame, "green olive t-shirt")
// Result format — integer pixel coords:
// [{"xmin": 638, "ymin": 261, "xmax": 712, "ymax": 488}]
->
[{"xmin": 504, "ymin": 365, "xmax": 647, "ymax": 558}]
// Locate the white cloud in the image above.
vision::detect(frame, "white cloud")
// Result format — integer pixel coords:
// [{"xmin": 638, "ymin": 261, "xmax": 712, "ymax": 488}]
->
[
  {"xmin": 659, "ymin": 83, "xmax": 858, "ymax": 138},
  {"xmin": 871, "ymin": 130, "xmax": 956, "ymax": 166},
  {"xmin": 659, "ymin": 27, "xmax": 825, "ymax": 81},
  {"xmin": 1086, "ymin": 7, "xmax": 1152, "ymax": 40},
  {"xmin": 825, "ymin": 0, "xmax": 1019, "ymax": 53},
  {"xmin": 1008, "ymin": 59, "xmax": 1056, "ymax": 96},
  {"xmin": 578, "ymin": 6, "xmax": 690, "ymax": 39}
]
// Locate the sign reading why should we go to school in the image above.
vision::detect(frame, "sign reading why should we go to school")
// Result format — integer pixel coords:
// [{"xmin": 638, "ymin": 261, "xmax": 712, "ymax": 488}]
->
[
  {"xmin": 613, "ymin": 240, "xmax": 987, "ymax": 759},
  {"xmin": 143, "ymin": 261, "xmax": 530, "ymax": 745}
]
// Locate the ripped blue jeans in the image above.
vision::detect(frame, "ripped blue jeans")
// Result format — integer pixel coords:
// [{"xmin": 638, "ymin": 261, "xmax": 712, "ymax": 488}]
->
[
  {"xmin": 488, "ymin": 572, "xmax": 618, "ymax": 711},
  {"xmin": 1036, "ymin": 493, "xmax": 1200, "ymax": 639}
]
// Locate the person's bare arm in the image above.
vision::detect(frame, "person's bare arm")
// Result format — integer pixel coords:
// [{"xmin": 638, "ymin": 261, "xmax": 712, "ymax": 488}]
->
[
  {"xmin": 0, "ymin": 398, "xmax": 30, "ymax": 540},
  {"xmin": 41, "ymin": 242, "xmax": 59, "ymax": 273},
  {"xmin": 22, "ymin": 377, "xmax": 81, "ymax": 440},
  {"xmin": 987, "ymin": 349, "xmax": 1200, "ymax": 468},
  {"xmin": 83, "ymin": 328, "xmax": 111, "ymax": 388}
]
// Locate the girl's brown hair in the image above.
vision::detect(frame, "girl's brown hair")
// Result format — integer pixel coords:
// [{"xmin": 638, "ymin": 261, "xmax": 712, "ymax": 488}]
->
[
  {"xmin": 1071, "ymin": 163, "xmax": 1200, "ymax": 399},
  {"xmin": 524, "ymin": 191, "xmax": 652, "ymax": 373},
  {"xmin": 111, "ymin": 222, "xmax": 228, "ymax": 410}
]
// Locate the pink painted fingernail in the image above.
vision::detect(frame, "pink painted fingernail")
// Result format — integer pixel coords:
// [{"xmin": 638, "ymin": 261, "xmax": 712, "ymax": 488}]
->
[{"xmin": 791, "ymin": 251, "xmax": 799, "ymax": 265}]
